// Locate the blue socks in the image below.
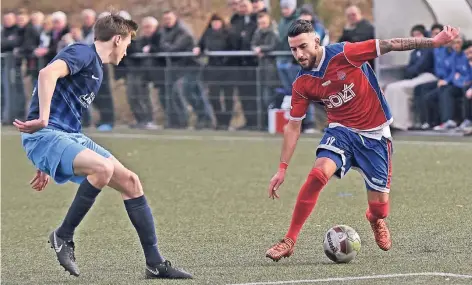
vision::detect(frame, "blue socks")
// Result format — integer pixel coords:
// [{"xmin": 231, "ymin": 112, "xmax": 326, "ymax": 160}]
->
[
  {"xmin": 56, "ymin": 178, "xmax": 101, "ymax": 240},
  {"xmin": 124, "ymin": 195, "xmax": 165, "ymax": 266}
]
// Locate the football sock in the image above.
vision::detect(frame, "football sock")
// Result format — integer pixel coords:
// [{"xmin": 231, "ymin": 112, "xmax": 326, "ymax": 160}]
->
[
  {"xmin": 286, "ymin": 168, "xmax": 329, "ymax": 242},
  {"xmin": 56, "ymin": 178, "xmax": 101, "ymax": 240},
  {"xmin": 124, "ymin": 195, "xmax": 165, "ymax": 266},
  {"xmin": 366, "ymin": 200, "xmax": 389, "ymax": 222}
]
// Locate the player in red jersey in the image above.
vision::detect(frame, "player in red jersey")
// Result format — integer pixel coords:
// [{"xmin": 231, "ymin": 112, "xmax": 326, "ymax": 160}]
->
[{"xmin": 265, "ymin": 20, "xmax": 459, "ymax": 261}]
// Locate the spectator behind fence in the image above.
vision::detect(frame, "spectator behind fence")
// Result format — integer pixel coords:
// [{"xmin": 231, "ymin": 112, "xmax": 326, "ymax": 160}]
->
[
  {"xmin": 160, "ymin": 10, "xmax": 210, "ymax": 129},
  {"xmin": 427, "ymin": 36, "xmax": 467, "ymax": 131},
  {"xmin": 251, "ymin": 11, "xmax": 279, "ymax": 129},
  {"xmin": 384, "ymin": 25, "xmax": 435, "ymax": 131},
  {"xmin": 126, "ymin": 16, "xmax": 161, "ymax": 130},
  {"xmin": 80, "ymin": 10, "xmax": 115, "ymax": 131},
  {"xmin": 412, "ymin": 24, "xmax": 450, "ymax": 129},
  {"xmin": 338, "ymin": 5, "xmax": 375, "ymax": 68},
  {"xmin": 297, "ymin": 4, "xmax": 330, "ymax": 133},
  {"xmin": 251, "ymin": 0, "xmax": 268, "ymax": 14},
  {"xmin": 229, "ymin": 0, "xmax": 242, "ymax": 25},
  {"xmin": 460, "ymin": 41, "xmax": 472, "ymax": 130},
  {"xmin": 43, "ymin": 11, "xmax": 69, "ymax": 63},
  {"xmin": 194, "ymin": 14, "xmax": 234, "ymax": 130},
  {"xmin": 81, "ymin": 9, "xmax": 96, "ymax": 45},
  {"xmin": 458, "ymin": 41, "xmax": 472, "ymax": 130},
  {"xmin": 30, "ymin": 11, "xmax": 44, "ymax": 31},
  {"xmin": 1, "ymin": 11, "xmax": 19, "ymax": 124},
  {"xmin": 276, "ymin": 0, "xmax": 300, "ymax": 95},
  {"xmin": 229, "ymin": 0, "xmax": 259, "ymax": 129},
  {"xmin": 16, "ymin": 9, "xmax": 40, "ymax": 81}
]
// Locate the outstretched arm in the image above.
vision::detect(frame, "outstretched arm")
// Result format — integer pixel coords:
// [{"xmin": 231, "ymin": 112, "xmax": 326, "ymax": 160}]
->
[{"xmin": 379, "ymin": 25, "xmax": 460, "ymax": 55}]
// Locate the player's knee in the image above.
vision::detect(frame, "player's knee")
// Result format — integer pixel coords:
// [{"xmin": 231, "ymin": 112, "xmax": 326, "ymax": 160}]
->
[
  {"xmin": 125, "ymin": 171, "xmax": 143, "ymax": 198},
  {"xmin": 93, "ymin": 159, "xmax": 114, "ymax": 187}
]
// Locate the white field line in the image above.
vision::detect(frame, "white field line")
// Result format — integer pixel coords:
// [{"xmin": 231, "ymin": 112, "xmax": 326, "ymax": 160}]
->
[
  {"xmin": 226, "ymin": 272, "xmax": 472, "ymax": 285},
  {"xmin": 2, "ymin": 130, "xmax": 471, "ymax": 147}
]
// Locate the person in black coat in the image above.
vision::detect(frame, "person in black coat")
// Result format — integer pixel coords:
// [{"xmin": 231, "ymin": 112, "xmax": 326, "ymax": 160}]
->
[
  {"xmin": 194, "ymin": 14, "xmax": 234, "ymax": 129},
  {"xmin": 338, "ymin": 5, "xmax": 375, "ymax": 68}
]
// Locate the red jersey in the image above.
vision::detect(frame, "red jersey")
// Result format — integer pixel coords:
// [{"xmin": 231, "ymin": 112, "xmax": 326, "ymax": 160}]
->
[{"xmin": 290, "ymin": 40, "xmax": 393, "ymax": 136}]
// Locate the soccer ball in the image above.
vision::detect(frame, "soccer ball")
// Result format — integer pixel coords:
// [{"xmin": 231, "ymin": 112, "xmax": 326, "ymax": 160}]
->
[{"xmin": 323, "ymin": 225, "xmax": 361, "ymax": 263}]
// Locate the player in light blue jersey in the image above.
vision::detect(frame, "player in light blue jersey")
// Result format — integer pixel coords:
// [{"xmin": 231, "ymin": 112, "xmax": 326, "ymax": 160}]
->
[{"xmin": 13, "ymin": 13, "xmax": 192, "ymax": 279}]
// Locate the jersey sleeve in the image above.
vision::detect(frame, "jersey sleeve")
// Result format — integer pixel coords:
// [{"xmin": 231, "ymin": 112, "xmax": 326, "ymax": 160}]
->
[
  {"xmin": 344, "ymin": 39, "xmax": 380, "ymax": 67},
  {"xmin": 289, "ymin": 86, "xmax": 309, "ymax": 121},
  {"xmin": 54, "ymin": 44, "xmax": 95, "ymax": 75}
]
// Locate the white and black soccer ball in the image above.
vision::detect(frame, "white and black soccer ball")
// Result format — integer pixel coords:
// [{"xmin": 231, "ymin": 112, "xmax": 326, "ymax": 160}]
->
[{"xmin": 323, "ymin": 225, "xmax": 361, "ymax": 263}]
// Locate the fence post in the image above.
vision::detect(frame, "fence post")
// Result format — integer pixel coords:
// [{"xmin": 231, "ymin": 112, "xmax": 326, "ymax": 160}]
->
[{"xmin": 256, "ymin": 58, "xmax": 262, "ymax": 131}]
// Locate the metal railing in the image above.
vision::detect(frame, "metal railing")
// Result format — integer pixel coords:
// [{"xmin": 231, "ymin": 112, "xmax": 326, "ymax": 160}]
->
[{"xmin": 1, "ymin": 51, "xmax": 318, "ymax": 131}]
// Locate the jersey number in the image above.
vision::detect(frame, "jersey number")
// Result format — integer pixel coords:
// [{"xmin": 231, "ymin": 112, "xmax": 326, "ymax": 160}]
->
[{"xmin": 326, "ymin": 137, "xmax": 336, "ymax": 146}]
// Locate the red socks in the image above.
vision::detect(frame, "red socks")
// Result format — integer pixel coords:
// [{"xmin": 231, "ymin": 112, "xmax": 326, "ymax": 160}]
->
[
  {"xmin": 366, "ymin": 200, "xmax": 389, "ymax": 223},
  {"xmin": 286, "ymin": 168, "xmax": 328, "ymax": 242}
]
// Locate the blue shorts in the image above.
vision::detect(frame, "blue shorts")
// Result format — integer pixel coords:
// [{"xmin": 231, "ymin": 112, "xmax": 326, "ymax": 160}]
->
[
  {"xmin": 316, "ymin": 127, "xmax": 393, "ymax": 193},
  {"xmin": 21, "ymin": 128, "xmax": 112, "ymax": 184}
]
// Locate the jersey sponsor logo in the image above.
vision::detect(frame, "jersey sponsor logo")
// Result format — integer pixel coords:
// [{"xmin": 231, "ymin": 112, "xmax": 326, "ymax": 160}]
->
[
  {"xmin": 321, "ymin": 83, "xmax": 356, "ymax": 109},
  {"xmin": 79, "ymin": 92, "xmax": 96, "ymax": 108}
]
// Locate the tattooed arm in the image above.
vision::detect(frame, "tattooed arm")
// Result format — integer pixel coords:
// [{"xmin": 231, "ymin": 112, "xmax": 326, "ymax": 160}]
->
[
  {"xmin": 379, "ymin": 25, "xmax": 460, "ymax": 55},
  {"xmin": 379, "ymin": 37, "xmax": 434, "ymax": 55}
]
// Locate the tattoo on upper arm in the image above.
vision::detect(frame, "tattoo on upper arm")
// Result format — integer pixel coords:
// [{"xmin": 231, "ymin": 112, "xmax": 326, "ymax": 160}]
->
[{"xmin": 379, "ymin": 37, "xmax": 434, "ymax": 55}]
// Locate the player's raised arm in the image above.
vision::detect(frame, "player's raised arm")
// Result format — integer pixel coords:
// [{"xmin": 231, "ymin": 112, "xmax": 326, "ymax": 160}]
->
[
  {"xmin": 378, "ymin": 25, "xmax": 460, "ymax": 55},
  {"xmin": 268, "ymin": 88, "xmax": 308, "ymax": 199}
]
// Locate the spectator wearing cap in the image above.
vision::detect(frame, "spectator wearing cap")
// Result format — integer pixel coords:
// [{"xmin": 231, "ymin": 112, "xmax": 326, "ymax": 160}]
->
[
  {"xmin": 194, "ymin": 14, "xmax": 234, "ymax": 130},
  {"xmin": 276, "ymin": 0, "xmax": 300, "ymax": 96},
  {"xmin": 384, "ymin": 24, "xmax": 435, "ymax": 131}
]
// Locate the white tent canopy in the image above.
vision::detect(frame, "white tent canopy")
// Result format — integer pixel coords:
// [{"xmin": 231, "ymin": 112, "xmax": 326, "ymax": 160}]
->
[{"xmin": 374, "ymin": 0, "xmax": 472, "ymax": 83}]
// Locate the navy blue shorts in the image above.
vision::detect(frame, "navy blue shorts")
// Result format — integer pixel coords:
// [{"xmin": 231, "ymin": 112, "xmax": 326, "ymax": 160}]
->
[
  {"xmin": 21, "ymin": 128, "xmax": 112, "ymax": 184},
  {"xmin": 316, "ymin": 127, "xmax": 393, "ymax": 193}
]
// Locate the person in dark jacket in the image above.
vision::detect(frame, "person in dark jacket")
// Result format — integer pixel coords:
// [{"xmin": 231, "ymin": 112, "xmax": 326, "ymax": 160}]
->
[
  {"xmin": 194, "ymin": 14, "xmax": 234, "ymax": 130},
  {"xmin": 430, "ymin": 37, "xmax": 471, "ymax": 131},
  {"xmin": 160, "ymin": 10, "xmax": 210, "ymax": 129},
  {"xmin": 126, "ymin": 16, "xmax": 161, "ymax": 130},
  {"xmin": 251, "ymin": 12, "xmax": 279, "ymax": 129},
  {"xmin": 338, "ymin": 5, "xmax": 375, "ymax": 68},
  {"xmin": 229, "ymin": 0, "xmax": 259, "ymax": 129},
  {"xmin": 251, "ymin": 0, "xmax": 268, "ymax": 14},
  {"xmin": 383, "ymin": 25, "xmax": 436, "ymax": 131},
  {"xmin": 1, "ymin": 11, "xmax": 20, "ymax": 124}
]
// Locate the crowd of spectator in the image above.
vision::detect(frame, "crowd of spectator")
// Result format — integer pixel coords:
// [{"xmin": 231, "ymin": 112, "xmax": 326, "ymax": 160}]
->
[
  {"xmin": 384, "ymin": 24, "xmax": 472, "ymax": 133},
  {"xmin": 1, "ymin": 1, "xmax": 378, "ymax": 133}
]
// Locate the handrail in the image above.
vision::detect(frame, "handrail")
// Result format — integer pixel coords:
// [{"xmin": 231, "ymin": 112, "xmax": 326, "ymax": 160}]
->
[{"xmin": 0, "ymin": 50, "xmax": 293, "ymax": 58}]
